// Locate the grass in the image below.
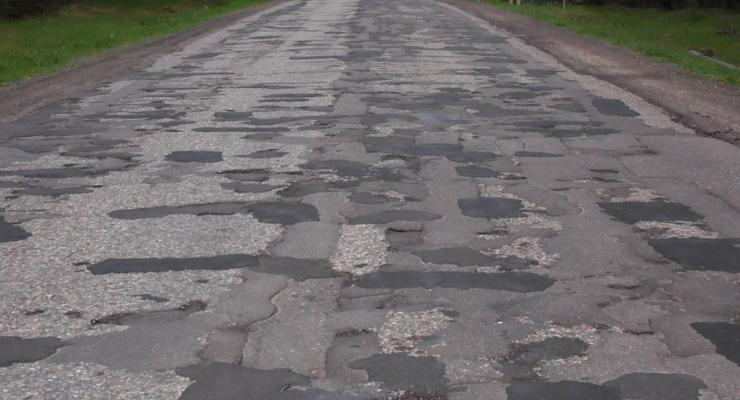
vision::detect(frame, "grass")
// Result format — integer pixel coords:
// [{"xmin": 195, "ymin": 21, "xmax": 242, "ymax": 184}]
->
[
  {"xmin": 484, "ymin": 1, "xmax": 740, "ymax": 85},
  {"xmin": 0, "ymin": 0, "xmax": 266, "ymax": 85}
]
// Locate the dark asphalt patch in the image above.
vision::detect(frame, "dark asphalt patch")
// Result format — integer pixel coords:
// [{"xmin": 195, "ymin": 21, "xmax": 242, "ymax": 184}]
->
[
  {"xmin": 598, "ymin": 201, "xmax": 703, "ymax": 225},
  {"xmin": 604, "ymin": 373, "xmax": 707, "ymax": 400},
  {"xmin": 302, "ymin": 159, "xmax": 371, "ymax": 177},
  {"xmin": 252, "ymin": 257, "xmax": 341, "ymax": 280},
  {"xmin": 0, "ymin": 167, "xmax": 93, "ymax": 179},
  {"xmin": 406, "ymin": 143, "xmax": 463, "ymax": 157},
  {"xmin": 514, "ymin": 151, "xmax": 563, "ymax": 158},
  {"xmin": 220, "ymin": 182, "xmax": 277, "ymax": 193},
  {"xmin": 108, "ymin": 201, "xmax": 319, "ymax": 224},
  {"xmin": 244, "ymin": 149, "xmax": 287, "ymax": 159},
  {"xmin": 302, "ymin": 159, "xmax": 403, "ymax": 182},
  {"xmin": 458, "ymin": 198, "xmax": 525, "ymax": 219},
  {"xmin": 177, "ymin": 363, "xmax": 312, "ymax": 400},
  {"xmin": 387, "ymin": 227, "xmax": 424, "ymax": 251},
  {"xmin": 690, "ymin": 322, "xmax": 740, "ymax": 365},
  {"xmin": 165, "ymin": 151, "xmax": 223, "ymax": 163},
  {"xmin": 591, "ymin": 97, "xmax": 640, "ymax": 117},
  {"xmin": 445, "ymin": 151, "xmax": 497, "ymax": 163},
  {"xmin": 526, "ymin": 69, "xmax": 557, "ymax": 77},
  {"xmin": 244, "ymin": 132, "xmax": 282, "ymax": 140},
  {"xmin": 247, "ymin": 201, "xmax": 320, "ymax": 224},
  {"xmin": 91, "ymin": 300, "xmax": 206, "ymax": 326},
  {"xmin": 499, "ymin": 91, "xmax": 540, "ymax": 100},
  {"xmin": 193, "ymin": 127, "xmax": 258, "ymax": 133},
  {"xmin": 414, "ymin": 247, "xmax": 497, "ymax": 267},
  {"xmin": 0, "ymin": 336, "xmax": 64, "ymax": 367},
  {"xmin": 213, "ymin": 111, "xmax": 254, "ymax": 121},
  {"xmin": 187, "ymin": 52, "xmax": 222, "ymax": 59},
  {"xmin": 361, "ymin": 136, "xmax": 415, "ymax": 153},
  {"xmin": 136, "ymin": 294, "xmax": 170, "ymax": 303},
  {"xmin": 549, "ymin": 102, "xmax": 586, "ymax": 113},
  {"xmin": 87, "ymin": 254, "xmax": 258, "ymax": 274},
  {"xmin": 0, "ymin": 216, "xmax": 31, "ymax": 242},
  {"xmin": 353, "ymin": 271, "xmax": 554, "ymax": 292},
  {"xmin": 12, "ymin": 186, "xmax": 93, "ymax": 197},
  {"xmin": 109, "ymin": 202, "xmax": 254, "ymax": 219},
  {"xmin": 647, "ymin": 238, "xmax": 739, "ymax": 273},
  {"xmin": 506, "ymin": 381, "xmax": 619, "ymax": 400},
  {"xmin": 500, "ymin": 337, "xmax": 588, "ymax": 380},
  {"xmin": 347, "ymin": 210, "xmax": 442, "ymax": 224},
  {"xmin": 349, "ymin": 192, "xmax": 389, "ymax": 204},
  {"xmin": 218, "ymin": 169, "xmax": 270, "ymax": 182},
  {"xmin": 349, "ymin": 354, "xmax": 448, "ymax": 396},
  {"xmin": 455, "ymin": 165, "xmax": 499, "ymax": 178},
  {"xmin": 277, "ymin": 181, "xmax": 332, "ymax": 198}
]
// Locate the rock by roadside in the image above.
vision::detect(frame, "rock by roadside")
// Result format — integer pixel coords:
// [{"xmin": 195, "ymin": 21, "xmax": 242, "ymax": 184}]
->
[{"xmin": 442, "ymin": 0, "xmax": 740, "ymax": 145}]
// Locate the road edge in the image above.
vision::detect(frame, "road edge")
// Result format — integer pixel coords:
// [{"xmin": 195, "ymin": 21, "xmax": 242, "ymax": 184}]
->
[
  {"xmin": 440, "ymin": 0, "xmax": 740, "ymax": 145},
  {"xmin": 0, "ymin": 0, "xmax": 290, "ymax": 122}
]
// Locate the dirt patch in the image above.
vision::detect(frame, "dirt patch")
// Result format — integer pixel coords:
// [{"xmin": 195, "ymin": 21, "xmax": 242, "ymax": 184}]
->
[
  {"xmin": 0, "ymin": 0, "xmax": 286, "ymax": 122},
  {"xmin": 442, "ymin": 0, "xmax": 740, "ymax": 145}
]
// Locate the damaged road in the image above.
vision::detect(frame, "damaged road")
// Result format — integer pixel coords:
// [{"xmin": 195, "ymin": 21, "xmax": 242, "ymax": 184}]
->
[{"xmin": 0, "ymin": 0, "xmax": 739, "ymax": 399}]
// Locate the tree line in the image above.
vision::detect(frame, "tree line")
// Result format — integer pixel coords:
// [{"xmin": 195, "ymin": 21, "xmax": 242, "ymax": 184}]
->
[
  {"xmin": 0, "ymin": 0, "xmax": 227, "ymax": 18},
  {"xmin": 2, "ymin": 0, "xmax": 738, "ymax": 18},
  {"xmin": 569, "ymin": 0, "xmax": 737, "ymax": 9}
]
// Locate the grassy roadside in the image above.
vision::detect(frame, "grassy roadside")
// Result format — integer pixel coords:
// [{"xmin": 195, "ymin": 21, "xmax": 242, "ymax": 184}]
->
[
  {"xmin": 484, "ymin": 1, "xmax": 740, "ymax": 85},
  {"xmin": 0, "ymin": 0, "xmax": 267, "ymax": 85}
]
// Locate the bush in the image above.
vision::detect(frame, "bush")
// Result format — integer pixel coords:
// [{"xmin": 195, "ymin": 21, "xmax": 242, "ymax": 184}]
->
[{"xmin": 0, "ymin": 0, "xmax": 63, "ymax": 18}]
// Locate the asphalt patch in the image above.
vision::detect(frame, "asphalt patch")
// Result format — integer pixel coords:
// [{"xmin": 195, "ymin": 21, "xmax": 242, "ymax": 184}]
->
[
  {"xmin": 514, "ymin": 151, "xmax": 563, "ymax": 158},
  {"xmin": 165, "ymin": 151, "xmax": 223, "ymax": 163},
  {"xmin": 592, "ymin": 97, "xmax": 640, "ymax": 117},
  {"xmin": 88, "ymin": 254, "xmax": 258, "ymax": 274},
  {"xmin": 500, "ymin": 337, "xmax": 588, "ymax": 380},
  {"xmin": 604, "ymin": 373, "xmax": 707, "ymax": 400},
  {"xmin": 349, "ymin": 354, "xmax": 448, "ymax": 396},
  {"xmin": 278, "ymin": 181, "xmax": 332, "ymax": 198},
  {"xmin": 458, "ymin": 198, "xmax": 525, "ymax": 219},
  {"xmin": 0, "ymin": 216, "xmax": 31, "ymax": 242},
  {"xmin": 407, "ymin": 143, "xmax": 463, "ymax": 157},
  {"xmin": 690, "ymin": 322, "xmax": 740, "ymax": 366},
  {"xmin": 648, "ymin": 238, "xmax": 739, "ymax": 273},
  {"xmin": 506, "ymin": 381, "xmax": 619, "ymax": 400},
  {"xmin": 247, "ymin": 201, "xmax": 320, "ymax": 224},
  {"xmin": 108, "ymin": 201, "xmax": 319, "ymax": 224},
  {"xmin": 414, "ymin": 247, "xmax": 497, "ymax": 267},
  {"xmin": 91, "ymin": 300, "xmax": 206, "ymax": 326},
  {"xmin": 220, "ymin": 182, "xmax": 277, "ymax": 193},
  {"xmin": 598, "ymin": 201, "xmax": 703, "ymax": 224},
  {"xmin": 455, "ymin": 165, "xmax": 499, "ymax": 178},
  {"xmin": 349, "ymin": 192, "xmax": 389, "ymax": 204},
  {"xmin": 353, "ymin": 271, "xmax": 554, "ymax": 292},
  {"xmin": 446, "ymin": 151, "xmax": 497, "ymax": 163},
  {"xmin": 244, "ymin": 149, "xmax": 287, "ymax": 159},
  {"xmin": 177, "ymin": 363, "xmax": 312, "ymax": 400},
  {"xmin": 0, "ymin": 336, "xmax": 64, "ymax": 367},
  {"xmin": 252, "ymin": 257, "xmax": 341, "ymax": 280},
  {"xmin": 12, "ymin": 186, "xmax": 93, "ymax": 196},
  {"xmin": 347, "ymin": 210, "xmax": 442, "ymax": 224}
]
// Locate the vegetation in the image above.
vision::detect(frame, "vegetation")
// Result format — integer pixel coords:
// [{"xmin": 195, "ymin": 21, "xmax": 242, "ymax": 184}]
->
[
  {"xmin": 487, "ymin": 0, "xmax": 739, "ymax": 85},
  {"xmin": 0, "ymin": 0, "xmax": 265, "ymax": 85}
]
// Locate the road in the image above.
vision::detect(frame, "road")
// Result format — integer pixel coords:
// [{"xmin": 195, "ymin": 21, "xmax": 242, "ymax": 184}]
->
[{"xmin": 1, "ymin": 0, "xmax": 738, "ymax": 398}]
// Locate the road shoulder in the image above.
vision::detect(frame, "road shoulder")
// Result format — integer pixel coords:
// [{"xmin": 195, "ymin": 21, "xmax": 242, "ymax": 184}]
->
[
  {"xmin": 441, "ymin": 0, "xmax": 740, "ymax": 145},
  {"xmin": 0, "ymin": 0, "xmax": 289, "ymax": 122}
]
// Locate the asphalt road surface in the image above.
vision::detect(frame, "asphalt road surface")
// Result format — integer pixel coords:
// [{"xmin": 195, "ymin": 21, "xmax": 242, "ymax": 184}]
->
[{"xmin": 1, "ymin": 0, "xmax": 739, "ymax": 398}]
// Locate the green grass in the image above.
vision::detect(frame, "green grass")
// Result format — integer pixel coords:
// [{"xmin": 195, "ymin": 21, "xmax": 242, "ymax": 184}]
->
[
  {"xmin": 0, "ymin": 0, "xmax": 266, "ymax": 85},
  {"xmin": 484, "ymin": 1, "xmax": 740, "ymax": 85}
]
